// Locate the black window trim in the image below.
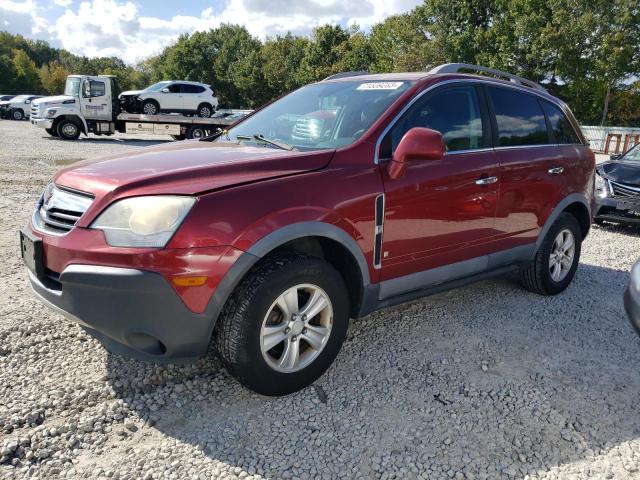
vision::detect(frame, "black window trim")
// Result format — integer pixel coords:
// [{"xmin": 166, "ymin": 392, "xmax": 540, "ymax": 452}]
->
[
  {"xmin": 374, "ymin": 78, "xmax": 584, "ymax": 164},
  {"xmin": 378, "ymin": 82, "xmax": 492, "ymax": 160}
]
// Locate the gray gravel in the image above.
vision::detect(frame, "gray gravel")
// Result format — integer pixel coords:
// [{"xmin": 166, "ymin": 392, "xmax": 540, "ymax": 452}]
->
[{"xmin": 1, "ymin": 119, "xmax": 640, "ymax": 479}]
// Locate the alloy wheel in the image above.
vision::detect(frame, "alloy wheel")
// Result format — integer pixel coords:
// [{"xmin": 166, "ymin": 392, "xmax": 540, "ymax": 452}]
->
[
  {"xmin": 549, "ymin": 228, "xmax": 575, "ymax": 282},
  {"xmin": 260, "ymin": 283, "xmax": 333, "ymax": 373}
]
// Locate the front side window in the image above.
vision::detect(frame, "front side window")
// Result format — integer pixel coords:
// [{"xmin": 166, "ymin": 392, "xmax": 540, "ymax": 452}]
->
[
  {"xmin": 89, "ymin": 81, "xmax": 105, "ymax": 97},
  {"xmin": 488, "ymin": 87, "xmax": 549, "ymax": 146},
  {"xmin": 218, "ymin": 80, "xmax": 415, "ymax": 151},
  {"xmin": 381, "ymin": 85, "xmax": 485, "ymax": 158},
  {"xmin": 541, "ymin": 100, "xmax": 580, "ymax": 144},
  {"xmin": 168, "ymin": 84, "xmax": 181, "ymax": 93}
]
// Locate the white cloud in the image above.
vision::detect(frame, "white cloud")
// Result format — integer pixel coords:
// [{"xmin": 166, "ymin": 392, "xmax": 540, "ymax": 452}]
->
[{"xmin": 2, "ymin": 0, "xmax": 424, "ymax": 64}]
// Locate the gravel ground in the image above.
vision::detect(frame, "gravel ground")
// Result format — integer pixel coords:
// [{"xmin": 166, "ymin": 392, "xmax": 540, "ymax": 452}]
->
[{"xmin": 1, "ymin": 119, "xmax": 639, "ymax": 480}]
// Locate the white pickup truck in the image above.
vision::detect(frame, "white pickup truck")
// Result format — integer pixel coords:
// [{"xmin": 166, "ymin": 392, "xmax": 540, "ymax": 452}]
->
[{"xmin": 30, "ymin": 75, "xmax": 250, "ymax": 140}]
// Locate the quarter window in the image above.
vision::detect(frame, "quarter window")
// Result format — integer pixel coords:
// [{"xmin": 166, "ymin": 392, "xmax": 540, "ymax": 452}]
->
[
  {"xmin": 382, "ymin": 85, "xmax": 485, "ymax": 157},
  {"xmin": 541, "ymin": 100, "xmax": 580, "ymax": 144},
  {"xmin": 488, "ymin": 87, "xmax": 549, "ymax": 146}
]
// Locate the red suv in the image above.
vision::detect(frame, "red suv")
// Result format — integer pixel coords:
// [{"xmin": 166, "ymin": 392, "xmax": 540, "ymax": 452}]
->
[{"xmin": 21, "ymin": 64, "xmax": 595, "ymax": 395}]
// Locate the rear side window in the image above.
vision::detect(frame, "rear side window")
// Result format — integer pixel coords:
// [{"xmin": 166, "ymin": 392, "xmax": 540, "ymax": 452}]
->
[
  {"xmin": 383, "ymin": 85, "xmax": 485, "ymax": 156},
  {"xmin": 541, "ymin": 101, "xmax": 580, "ymax": 144},
  {"xmin": 182, "ymin": 84, "xmax": 205, "ymax": 93},
  {"xmin": 488, "ymin": 87, "xmax": 549, "ymax": 146}
]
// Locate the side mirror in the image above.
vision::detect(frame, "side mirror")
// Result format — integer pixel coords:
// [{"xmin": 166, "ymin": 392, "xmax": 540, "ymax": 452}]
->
[
  {"xmin": 161, "ymin": 88, "xmax": 170, "ymax": 93},
  {"xmin": 25, "ymin": 100, "xmax": 31, "ymax": 104},
  {"xmin": 610, "ymin": 153, "xmax": 622, "ymax": 161},
  {"xmin": 387, "ymin": 127, "xmax": 445, "ymax": 180}
]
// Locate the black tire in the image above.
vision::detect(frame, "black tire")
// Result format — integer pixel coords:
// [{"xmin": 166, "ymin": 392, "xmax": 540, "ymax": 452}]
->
[
  {"xmin": 11, "ymin": 109, "xmax": 24, "ymax": 121},
  {"xmin": 214, "ymin": 252, "xmax": 350, "ymax": 396},
  {"xmin": 197, "ymin": 103, "xmax": 213, "ymax": 118},
  {"xmin": 45, "ymin": 127, "xmax": 58, "ymax": 137},
  {"xmin": 520, "ymin": 212, "xmax": 582, "ymax": 295},
  {"xmin": 186, "ymin": 125, "xmax": 206, "ymax": 139},
  {"xmin": 142, "ymin": 99, "xmax": 159, "ymax": 115},
  {"xmin": 170, "ymin": 134, "xmax": 186, "ymax": 141},
  {"xmin": 56, "ymin": 119, "xmax": 81, "ymax": 140}
]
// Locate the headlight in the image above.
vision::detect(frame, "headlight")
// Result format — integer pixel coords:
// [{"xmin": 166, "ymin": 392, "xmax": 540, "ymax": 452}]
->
[
  {"xmin": 595, "ymin": 172, "xmax": 608, "ymax": 197},
  {"xmin": 46, "ymin": 109, "xmax": 57, "ymax": 117},
  {"xmin": 91, "ymin": 196, "xmax": 196, "ymax": 247}
]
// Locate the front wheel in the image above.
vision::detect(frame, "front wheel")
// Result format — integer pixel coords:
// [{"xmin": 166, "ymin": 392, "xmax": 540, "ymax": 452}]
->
[
  {"xmin": 56, "ymin": 120, "xmax": 81, "ymax": 140},
  {"xmin": 214, "ymin": 252, "xmax": 349, "ymax": 396},
  {"xmin": 142, "ymin": 100, "xmax": 159, "ymax": 115},
  {"xmin": 11, "ymin": 109, "xmax": 24, "ymax": 121},
  {"xmin": 520, "ymin": 212, "xmax": 582, "ymax": 295}
]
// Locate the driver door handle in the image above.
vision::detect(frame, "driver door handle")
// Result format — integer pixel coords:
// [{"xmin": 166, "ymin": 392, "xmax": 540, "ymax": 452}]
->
[
  {"xmin": 548, "ymin": 166, "xmax": 564, "ymax": 175},
  {"xmin": 476, "ymin": 176, "xmax": 498, "ymax": 185}
]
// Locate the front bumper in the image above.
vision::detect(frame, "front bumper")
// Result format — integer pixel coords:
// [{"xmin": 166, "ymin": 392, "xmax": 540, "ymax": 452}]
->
[
  {"xmin": 30, "ymin": 117, "xmax": 53, "ymax": 129},
  {"xmin": 594, "ymin": 196, "xmax": 640, "ymax": 225},
  {"xmin": 29, "ymin": 264, "xmax": 215, "ymax": 362}
]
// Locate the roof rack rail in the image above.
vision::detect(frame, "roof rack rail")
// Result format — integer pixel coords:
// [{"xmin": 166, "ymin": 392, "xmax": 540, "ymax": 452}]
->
[
  {"xmin": 323, "ymin": 71, "xmax": 370, "ymax": 81},
  {"xmin": 428, "ymin": 63, "xmax": 546, "ymax": 92}
]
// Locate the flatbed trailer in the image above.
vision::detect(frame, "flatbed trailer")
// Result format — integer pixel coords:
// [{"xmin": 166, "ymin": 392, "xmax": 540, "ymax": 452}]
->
[{"xmin": 115, "ymin": 110, "xmax": 252, "ymax": 139}]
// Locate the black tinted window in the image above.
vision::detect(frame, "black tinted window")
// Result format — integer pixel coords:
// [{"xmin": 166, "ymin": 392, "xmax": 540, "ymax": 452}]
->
[
  {"xmin": 384, "ymin": 85, "xmax": 484, "ymax": 156},
  {"xmin": 168, "ymin": 84, "xmax": 181, "ymax": 93},
  {"xmin": 181, "ymin": 84, "xmax": 200, "ymax": 93},
  {"xmin": 488, "ymin": 87, "xmax": 549, "ymax": 146},
  {"xmin": 541, "ymin": 101, "xmax": 580, "ymax": 144}
]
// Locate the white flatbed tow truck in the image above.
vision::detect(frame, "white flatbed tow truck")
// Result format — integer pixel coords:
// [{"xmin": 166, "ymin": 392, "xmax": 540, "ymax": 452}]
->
[{"xmin": 30, "ymin": 74, "xmax": 251, "ymax": 140}]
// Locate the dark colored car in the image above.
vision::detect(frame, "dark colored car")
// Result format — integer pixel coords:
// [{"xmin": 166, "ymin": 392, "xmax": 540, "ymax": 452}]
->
[
  {"xmin": 625, "ymin": 259, "xmax": 640, "ymax": 335},
  {"xmin": 0, "ymin": 94, "xmax": 16, "ymax": 101},
  {"xmin": 595, "ymin": 144, "xmax": 640, "ymax": 225},
  {"xmin": 21, "ymin": 64, "xmax": 595, "ymax": 395}
]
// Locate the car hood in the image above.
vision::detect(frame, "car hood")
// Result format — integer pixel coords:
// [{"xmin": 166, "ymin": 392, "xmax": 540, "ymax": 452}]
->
[
  {"xmin": 33, "ymin": 95, "xmax": 75, "ymax": 107},
  {"xmin": 54, "ymin": 140, "xmax": 334, "ymax": 201},
  {"xmin": 598, "ymin": 161, "xmax": 640, "ymax": 185},
  {"xmin": 119, "ymin": 90, "xmax": 143, "ymax": 97}
]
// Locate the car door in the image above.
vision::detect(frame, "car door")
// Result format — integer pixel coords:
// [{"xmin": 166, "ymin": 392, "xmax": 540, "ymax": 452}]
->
[
  {"xmin": 379, "ymin": 83, "xmax": 500, "ymax": 285},
  {"xmin": 162, "ymin": 83, "xmax": 183, "ymax": 111},
  {"xmin": 485, "ymin": 86, "xmax": 567, "ymax": 248},
  {"xmin": 80, "ymin": 77, "xmax": 111, "ymax": 121},
  {"xmin": 181, "ymin": 84, "xmax": 203, "ymax": 111}
]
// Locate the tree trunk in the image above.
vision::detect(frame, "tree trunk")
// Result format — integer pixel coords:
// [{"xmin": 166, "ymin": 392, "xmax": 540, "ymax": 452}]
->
[{"xmin": 600, "ymin": 82, "xmax": 611, "ymax": 126}]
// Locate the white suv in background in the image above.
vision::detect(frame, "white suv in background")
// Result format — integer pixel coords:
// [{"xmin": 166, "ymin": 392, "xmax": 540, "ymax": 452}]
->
[
  {"xmin": 0, "ymin": 95, "xmax": 43, "ymax": 120},
  {"xmin": 119, "ymin": 81, "xmax": 218, "ymax": 118}
]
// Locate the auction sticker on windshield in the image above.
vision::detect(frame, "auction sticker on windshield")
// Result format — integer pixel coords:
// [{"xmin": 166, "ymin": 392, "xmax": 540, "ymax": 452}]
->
[{"xmin": 357, "ymin": 82, "xmax": 404, "ymax": 90}]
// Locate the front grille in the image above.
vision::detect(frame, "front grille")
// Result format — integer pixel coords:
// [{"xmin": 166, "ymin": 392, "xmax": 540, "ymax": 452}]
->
[
  {"xmin": 610, "ymin": 181, "xmax": 640, "ymax": 199},
  {"xmin": 30, "ymin": 105, "xmax": 39, "ymax": 118},
  {"xmin": 32, "ymin": 184, "xmax": 94, "ymax": 235}
]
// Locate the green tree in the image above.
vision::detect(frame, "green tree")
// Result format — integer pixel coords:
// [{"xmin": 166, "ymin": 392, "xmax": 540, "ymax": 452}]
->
[
  {"xmin": 12, "ymin": 49, "xmax": 40, "ymax": 92},
  {"xmin": 369, "ymin": 14, "xmax": 429, "ymax": 72},
  {"xmin": 39, "ymin": 61, "xmax": 71, "ymax": 94},
  {"xmin": 299, "ymin": 25, "xmax": 350, "ymax": 82},
  {"xmin": 261, "ymin": 33, "xmax": 308, "ymax": 98}
]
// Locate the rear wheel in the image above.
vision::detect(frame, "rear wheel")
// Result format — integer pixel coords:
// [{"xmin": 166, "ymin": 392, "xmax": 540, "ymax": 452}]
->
[
  {"xmin": 11, "ymin": 109, "xmax": 24, "ymax": 121},
  {"xmin": 197, "ymin": 103, "xmax": 213, "ymax": 118},
  {"xmin": 186, "ymin": 125, "xmax": 206, "ymax": 139},
  {"xmin": 520, "ymin": 213, "xmax": 582, "ymax": 295},
  {"xmin": 214, "ymin": 252, "xmax": 349, "ymax": 396},
  {"xmin": 56, "ymin": 119, "xmax": 81, "ymax": 140},
  {"xmin": 142, "ymin": 100, "xmax": 159, "ymax": 115}
]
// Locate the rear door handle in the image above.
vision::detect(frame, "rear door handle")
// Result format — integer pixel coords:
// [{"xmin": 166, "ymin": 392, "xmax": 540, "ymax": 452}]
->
[
  {"xmin": 476, "ymin": 176, "xmax": 498, "ymax": 185},
  {"xmin": 548, "ymin": 166, "xmax": 564, "ymax": 175}
]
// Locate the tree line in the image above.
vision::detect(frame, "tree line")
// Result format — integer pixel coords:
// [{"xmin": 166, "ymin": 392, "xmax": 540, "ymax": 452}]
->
[{"xmin": 1, "ymin": 0, "xmax": 638, "ymax": 126}]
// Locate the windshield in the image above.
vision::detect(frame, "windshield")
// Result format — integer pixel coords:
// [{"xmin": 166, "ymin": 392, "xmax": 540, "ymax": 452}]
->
[
  {"xmin": 10, "ymin": 95, "xmax": 28, "ymax": 102},
  {"xmin": 218, "ymin": 80, "xmax": 415, "ymax": 151},
  {"xmin": 621, "ymin": 143, "xmax": 640, "ymax": 163},
  {"xmin": 64, "ymin": 78, "xmax": 81, "ymax": 97},
  {"xmin": 144, "ymin": 81, "xmax": 171, "ymax": 92}
]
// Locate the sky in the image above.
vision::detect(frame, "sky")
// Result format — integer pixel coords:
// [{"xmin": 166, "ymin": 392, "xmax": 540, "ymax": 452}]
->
[{"xmin": 0, "ymin": 0, "xmax": 424, "ymax": 64}]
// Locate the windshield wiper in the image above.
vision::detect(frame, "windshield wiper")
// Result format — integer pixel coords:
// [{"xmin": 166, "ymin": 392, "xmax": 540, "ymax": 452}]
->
[{"xmin": 236, "ymin": 134, "xmax": 296, "ymax": 151}]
